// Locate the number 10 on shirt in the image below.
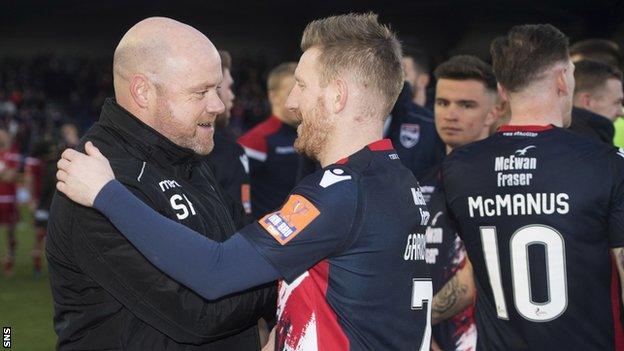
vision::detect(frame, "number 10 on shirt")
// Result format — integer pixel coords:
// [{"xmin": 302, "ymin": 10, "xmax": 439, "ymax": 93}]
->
[{"xmin": 480, "ymin": 224, "xmax": 568, "ymax": 322}]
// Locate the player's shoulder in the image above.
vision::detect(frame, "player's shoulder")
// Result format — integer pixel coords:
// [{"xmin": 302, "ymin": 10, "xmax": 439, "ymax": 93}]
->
[
  {"xmin": 293, "ymin": 163, "xmax": 360, "ymax": 206},
  {"xmin": 556, "ymin": 128, "xmax": 621, "ymax": 161},
  {"xmin": 237, "ymin": 117, "xmax": 282, "ymax": 148},
  {"xmin": 444, "ymin": 134, "xmax": 496, "ymax": 167}
]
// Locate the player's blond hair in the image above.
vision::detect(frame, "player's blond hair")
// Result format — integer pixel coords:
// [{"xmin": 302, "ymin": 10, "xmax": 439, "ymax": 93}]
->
[{"xmin": 300, "ymin": 12, "xmax": 403, "ymax": 116}]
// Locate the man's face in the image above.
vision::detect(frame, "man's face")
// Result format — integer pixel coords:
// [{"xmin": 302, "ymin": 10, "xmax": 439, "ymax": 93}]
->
[
  {"xmin": 221, "ymin": 69, "xmax": 235, "ymax": 114},
  {"xmin": 402, "ymin": 57, "xmax": 418, "ymax": 90},
  {"xmin": 286, "ymin": 48, "xmax": 334, "ymax": 160},
  {"xmin": 587, "ymin": 78, "xmax": 624, "ymax": 121},
  {"xmin": 152, "ymin": 49, "xmax": 225, "ymax": 155},
  {"xmin": 270, "ymin": 74, "xmax": 297, "ymax": 126},
  {"xmin": 435, "ymin": 79, "xmax": 496, "ymax": 150},
  {"xmin": 217, "ymin": 68, "xmax": 235, "ymax": 125},
  {"xmin": 61, "ymin": 124, "xmax": 79, "ymax": 147},
  {"xmin": 562, "ymin": 60, "xmax": 576, "ymax": 127}
]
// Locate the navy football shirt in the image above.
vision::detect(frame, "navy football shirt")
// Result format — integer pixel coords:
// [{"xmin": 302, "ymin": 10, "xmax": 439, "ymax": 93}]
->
[
  {"xmin": 420, "ymin": 165, "xmax": 477, "ymax": 351},
  {"xmin": 443, "ymin": 125, "xmax": 624, "ymax": 350},
  {"xmin": 240, "ymin": 139, "xmax": 432, "ymax": 350}
]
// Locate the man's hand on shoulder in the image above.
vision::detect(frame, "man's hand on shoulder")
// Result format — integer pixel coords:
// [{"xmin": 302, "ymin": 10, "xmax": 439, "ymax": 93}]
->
[{"xmin": 56, "ymin": 141, "xmax": 115, "ymax": 207}]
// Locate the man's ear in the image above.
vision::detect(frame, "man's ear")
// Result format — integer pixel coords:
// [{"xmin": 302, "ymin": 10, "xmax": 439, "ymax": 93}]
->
[
  {"xmin": 129, "ymin": 74, "xmax": 151, "ymax": 109},
  {"xmin": 497, "ymin": 82, "xmax": 509, "ymax": 102},
  {"xmin": 574, "ymin": 91, "xmax": 592, "ymax": 109},
  {"xmin": 556, "ymin": 68, "xmax": 571, "ymax": 97},
  {"xmin": 332, "ymin": 78, "xmax": 348, "ymax": 114}
]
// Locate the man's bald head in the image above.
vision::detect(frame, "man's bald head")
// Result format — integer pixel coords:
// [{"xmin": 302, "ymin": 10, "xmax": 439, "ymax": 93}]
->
[
  {"xmin": 113, "ymin": 17, "xmax": 219, "ymax": 98},
  {"xmin": 111, "ymin": 17, "xmax": 225, "ymax": 155}
]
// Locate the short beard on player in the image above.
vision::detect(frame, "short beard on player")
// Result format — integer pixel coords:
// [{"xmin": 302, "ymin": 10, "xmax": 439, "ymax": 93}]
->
[{"xmin": 294, "ymin": 96, "xmax": 333, "ymax": 161}]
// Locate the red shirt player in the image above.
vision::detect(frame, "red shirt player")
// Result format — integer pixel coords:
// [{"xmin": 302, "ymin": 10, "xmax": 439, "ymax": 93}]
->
[{"xmin": 0, "ymin": 129, "xmax": 21, "ymax": 277}]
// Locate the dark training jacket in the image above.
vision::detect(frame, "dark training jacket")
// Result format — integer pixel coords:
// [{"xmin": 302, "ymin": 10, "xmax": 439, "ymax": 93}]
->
[{"xmin": 46, "ymin": 98, "xmax": 276, "ymax": 350}]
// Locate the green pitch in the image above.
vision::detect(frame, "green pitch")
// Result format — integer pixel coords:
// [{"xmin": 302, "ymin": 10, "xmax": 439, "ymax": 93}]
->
[{"xmin": 0, "ymin": 208, "xmax": 56, "ymax": 351}]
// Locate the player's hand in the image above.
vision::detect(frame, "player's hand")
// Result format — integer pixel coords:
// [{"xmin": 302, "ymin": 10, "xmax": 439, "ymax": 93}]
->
[{"xmin": 56, "ymin": 141, "xmax": 115, "ymax": 207}]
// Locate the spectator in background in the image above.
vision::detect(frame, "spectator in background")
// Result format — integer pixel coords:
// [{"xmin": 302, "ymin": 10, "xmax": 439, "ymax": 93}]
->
[
  {"xmin": 386, "ymin": 79, "xmax": 445, "ymax": 180},
  {"xmin": 238, "ymin": 62, "xmax": 299, "ymax": 218},
  {"xmin": 0, "ymin": 129, "xmax": 21, "ymax": 278},
  {"xmin": 25, "ymin": 138, "xmax": 57, "ymax": 278},
  {"xmin": 569, "ymin": 39, "xmax": 624, "ymax": 146},
  {"xmin": 207, "ymin": 50, "xmax": 252, "ymax": 217},
  {"xmin": 569, "ymin": 60, "xmax": 624, "ymax": 143},
  {"xmin": 60, "ymin": 122, "xmax": 80, "ymax": 149},
  {"xmin": 570, "ymin": 39, "xmax": 623, "ymax": 68},
  {"xmin": 402, "ymin": 46, "xmax": 431, "ymax": 110}
]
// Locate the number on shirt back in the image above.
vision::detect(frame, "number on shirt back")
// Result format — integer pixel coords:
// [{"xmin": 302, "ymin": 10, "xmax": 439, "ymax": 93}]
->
[
  {"xmin": 480, "ymin": 225, "xmax": 568, "ymax": 322},
  {"xmin": 411, "ymin": 279, "xmax": 432, "ymax": 351}
]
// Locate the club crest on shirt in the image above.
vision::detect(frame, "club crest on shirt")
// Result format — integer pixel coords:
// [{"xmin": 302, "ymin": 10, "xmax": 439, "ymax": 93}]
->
[
  {"xmin": 400, "ymin": 123, "xmax": 420, "ymax": 148},
  {"xmin": 260, "ymin": 194, "xmax": 320, "ymax": 245}
]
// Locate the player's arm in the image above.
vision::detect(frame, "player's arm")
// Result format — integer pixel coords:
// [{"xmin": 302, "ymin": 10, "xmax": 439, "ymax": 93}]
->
[
  {"xmin": 609, "ymin": 151, "xmax": 624, "ymax": 306},
  {"xmin": 92, "ymin": 179, "xmax": 280, "ymax": 299},
  {"xmin": 431, "ymin": 258, "xmax": 475, "ymax": 325},
  {"xmin": 89, "ymin": 165, "xmax": 358, "ymax": 292}
]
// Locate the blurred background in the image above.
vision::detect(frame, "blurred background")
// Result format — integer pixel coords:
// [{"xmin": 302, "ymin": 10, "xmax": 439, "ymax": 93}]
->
[{"xmin": 0, "ymin": 0, "xmax": 623, "ymax": 349}]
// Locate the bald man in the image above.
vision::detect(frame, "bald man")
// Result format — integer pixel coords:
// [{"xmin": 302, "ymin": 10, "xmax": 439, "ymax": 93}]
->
[{"xmin": 46, "ymin": 17, "xmax": 275, "ymax": 350}]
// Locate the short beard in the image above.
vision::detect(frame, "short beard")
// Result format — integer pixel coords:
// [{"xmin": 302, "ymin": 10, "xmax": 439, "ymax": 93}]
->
[
  {"xmin": 293, "ymin": 97, "xmax": 332, "ymax": 161},
  {"xmin": 153, "ymin": 92, "xmax": 214, "ymax": 155}
]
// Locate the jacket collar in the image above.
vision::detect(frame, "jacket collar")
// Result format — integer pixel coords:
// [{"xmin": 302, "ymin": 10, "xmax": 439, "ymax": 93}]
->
[{"xmin": 98, "ymin": 98, "xmax": 202, "ymax": 167}]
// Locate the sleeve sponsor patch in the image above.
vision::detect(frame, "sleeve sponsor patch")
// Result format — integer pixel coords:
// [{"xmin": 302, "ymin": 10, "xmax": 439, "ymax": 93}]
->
[{"xmin": 259, "ymin": 194, "xmax": 320, "ymax": 245}]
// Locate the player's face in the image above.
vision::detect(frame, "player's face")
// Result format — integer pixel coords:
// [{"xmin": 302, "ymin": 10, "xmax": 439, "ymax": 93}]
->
[
  {"xmin": 435, "ymin": 79, "xmax": 496, "ymax": 150},
  {"xmin": 562, "ymin": 60, "xmax": 576, "ymax": 128},
  {"xmin": 217, "ymin": 68, "xmax": 235, "ymax": 122},
  {"xmin": 402, "ymin": 57, "xmax": 418, "ymax": 90},
  {"xmin": 152, "ymin": 49, "xmax": 225, "ymax": 155},
  {"xmin": 286, "ymin": 48, "xmax": 334, "ymax": 160},
  {"xmin": 588, "ymin": 78, "xmax": 624, "ymax": 121},
  {"xmin": 61, "ymin": 124, "xmax": 80, "ymax": 147},
  {"xmin": 271, "ymin": 74, "xmax": 298, "ymax": 126}
]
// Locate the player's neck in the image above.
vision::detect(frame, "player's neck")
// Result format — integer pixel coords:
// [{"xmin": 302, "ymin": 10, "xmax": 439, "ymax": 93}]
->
[
  {"xmin": 508, "ymin": 100, "xmax": 565, "ymax": 127},
  {"xmin": 319, "ymin": 125, "xmax": 384, "ymax": 167}
]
